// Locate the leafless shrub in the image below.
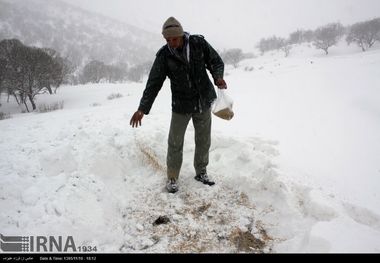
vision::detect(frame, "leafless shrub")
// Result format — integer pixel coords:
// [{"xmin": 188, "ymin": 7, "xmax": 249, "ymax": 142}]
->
[
  {"xmin": 107, "ymin": 93, "xmax": 123, "ymax": 100},
  {"xmin": 37, "ymin": 101, "xmax": 64, "ymax": 113},
  {"xmin": 0, "ymin": 112, "xmax": 11, "ymax": 120}
]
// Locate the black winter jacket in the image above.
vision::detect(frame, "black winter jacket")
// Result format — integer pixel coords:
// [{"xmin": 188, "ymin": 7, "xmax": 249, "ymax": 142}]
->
[{"xmin": 138, "ymin": 35, "xmax": 224, "ymax": 114}]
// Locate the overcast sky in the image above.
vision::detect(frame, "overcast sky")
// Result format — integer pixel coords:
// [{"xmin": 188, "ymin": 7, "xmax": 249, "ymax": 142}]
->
[{"xmin": 61, "ymin": 0, "xmax": 380, "ymax": 51}]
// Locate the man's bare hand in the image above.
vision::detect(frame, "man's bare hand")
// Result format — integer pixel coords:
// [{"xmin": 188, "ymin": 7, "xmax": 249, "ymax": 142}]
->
[
  {"xmin": 215, "ymin": 78, "xmax": 227, "ymax": 89},
  {"xmin": 130, "ymin": 110, "xmax": 144, "ymax": 128}
]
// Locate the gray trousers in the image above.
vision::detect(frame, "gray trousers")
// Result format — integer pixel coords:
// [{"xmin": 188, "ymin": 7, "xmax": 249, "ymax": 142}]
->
[{"xmin": 167, "ymin": 109, "xmax": 211, "ymax": 180}]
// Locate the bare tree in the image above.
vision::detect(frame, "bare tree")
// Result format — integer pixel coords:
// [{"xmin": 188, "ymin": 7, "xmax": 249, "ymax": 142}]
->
[
  {"xmin": 80, "ymin": 60, "xmax": 132, "ymax": 84},
  {"xmin": 80, "ymin": 60, "xmax": 108, "ymax": 84},
  {"xmin": 0, "ymin": 39, "xmax": 28, "ymax": 107},
  {"xmin": 105, "ymin": 64, "xmax": 126, "ymax": 83},
  {"xmin": 346, "ymin": 18, "xmax": 380, "ymax": 51},
  {"xmin": 0, "ymin": 58, "xmax": 6, "ymax": 95},
  {"xmin": 289, "ymin": 30, "xmax": 304, "ymax": 45},
  {"xmin": 220, "ymin": 48, "xmax": 245, "ymax": 68},
  {"xmin": 42, "ymin": 48, "xmax": 73, "ymax": 91},
  {"xmin": 289, "ymin": 29, "xmax": 315, "ymax": 44},
  {"xmin": 313, "ymin": 23, "xmax": 344, "ymax": 55},
  {"xmin": 20, "ymin": 47, "xmax": 59, "ymax": 111},
  {"xmin": 123, "ymin": 61, "xmax": 151, "ymax": 83},
  {"xmin": 0, "ymin": 39, "xmax": 67, "ymax": 111},
  {"xmin": 257, "ymin": 36, "xmax": 284, "ymax": 55},
  {"xmin": 302, "ymin": 30, "xmax": 315, "ymax": 43},
  {"xmin": 278, "ymin": 38, "xmax": 292, "ymax": 57}
]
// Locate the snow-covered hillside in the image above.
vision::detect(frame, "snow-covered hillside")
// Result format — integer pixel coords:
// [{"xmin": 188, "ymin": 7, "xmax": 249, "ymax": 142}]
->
[
  {"xmin": 0, "ymin": 0, "xmax": 161, "ymax": 68},
  {"xmin": 1, "ymin": 43, "xmax": 380, "ymax": 253}
]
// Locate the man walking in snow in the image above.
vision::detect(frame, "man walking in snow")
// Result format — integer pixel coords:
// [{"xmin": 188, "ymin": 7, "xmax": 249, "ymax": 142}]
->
[{"xmin": 130, "ymin": 17, "xmax": 227, "ymax": 193}]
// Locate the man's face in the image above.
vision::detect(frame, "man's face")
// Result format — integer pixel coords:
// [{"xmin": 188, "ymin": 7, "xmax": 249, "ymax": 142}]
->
[{"xmin": 165, "ymin": 36, "xmax": 183, "ymax": 49}]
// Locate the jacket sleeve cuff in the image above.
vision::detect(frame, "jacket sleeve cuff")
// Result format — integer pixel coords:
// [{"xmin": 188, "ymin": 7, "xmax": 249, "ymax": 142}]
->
[
  {"xmin": 213, "ymin": 75, "xmax": 223, "ymax": 83},
  {"xmin": 138, "ymin": 106, "xmax": 149, "ymax": 115}
]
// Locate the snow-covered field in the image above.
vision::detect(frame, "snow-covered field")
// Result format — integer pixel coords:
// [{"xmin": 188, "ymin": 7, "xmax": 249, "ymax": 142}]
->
[{"xmin": 1, "ymin": 43, "xmax": 380, "ymax": 253}]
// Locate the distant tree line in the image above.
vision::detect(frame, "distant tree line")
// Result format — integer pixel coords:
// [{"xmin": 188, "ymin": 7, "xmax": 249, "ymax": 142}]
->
[
  {"xmin": 0, "ymin": 39, "xmax": 69, "ymax": 111},
  {"xmin": 79, "ymin": 60, "xmax": 152, "ymax": 84},
  {"xmin": 219, "ymin": 17, "xmax": 380, "ymax": 69},
  {"xmin": 257, "ymin": 17, "xmax": 380, "ymax": 56}
]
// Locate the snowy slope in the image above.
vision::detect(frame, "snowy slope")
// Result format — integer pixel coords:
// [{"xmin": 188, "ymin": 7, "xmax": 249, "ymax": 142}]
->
[
  {"xmin": 0, "ymin": 0, "xmax": 161, "ymax": 68},
  {"xmin": 1, "ymin": 44, "xmax": 380, "ymax": 253}
]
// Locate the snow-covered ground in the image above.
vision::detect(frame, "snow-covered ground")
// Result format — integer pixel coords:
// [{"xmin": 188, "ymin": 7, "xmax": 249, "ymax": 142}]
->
[{"xmin": 1, "ymin": 43, "xmax": 380, "ymax": 253}]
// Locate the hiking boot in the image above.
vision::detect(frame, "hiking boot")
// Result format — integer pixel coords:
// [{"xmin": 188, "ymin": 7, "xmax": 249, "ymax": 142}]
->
[
  {"xmin": 194, "ymin": 172, "xmax": 215, "ymax": 186},
  {"xmin": 166, "ymin": 179, "xmax": 179, "ymax": 193}
]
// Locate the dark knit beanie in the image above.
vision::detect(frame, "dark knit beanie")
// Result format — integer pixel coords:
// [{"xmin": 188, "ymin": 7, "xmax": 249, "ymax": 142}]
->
[{"xmin": 162, "ymin": 17, "xmax": 184, "ymax": 38}]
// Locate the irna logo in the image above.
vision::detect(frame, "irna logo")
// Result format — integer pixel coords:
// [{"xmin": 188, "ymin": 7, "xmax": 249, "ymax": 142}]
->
[{"xmin": 0, "ymin": 233, "xmax": 77, "ymax": 252}]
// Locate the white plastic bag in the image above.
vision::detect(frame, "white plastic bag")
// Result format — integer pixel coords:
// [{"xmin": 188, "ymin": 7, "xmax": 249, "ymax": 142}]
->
[{"xmin": 212, "ymin": 89, "xmax": 234, "ymax": 120}]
